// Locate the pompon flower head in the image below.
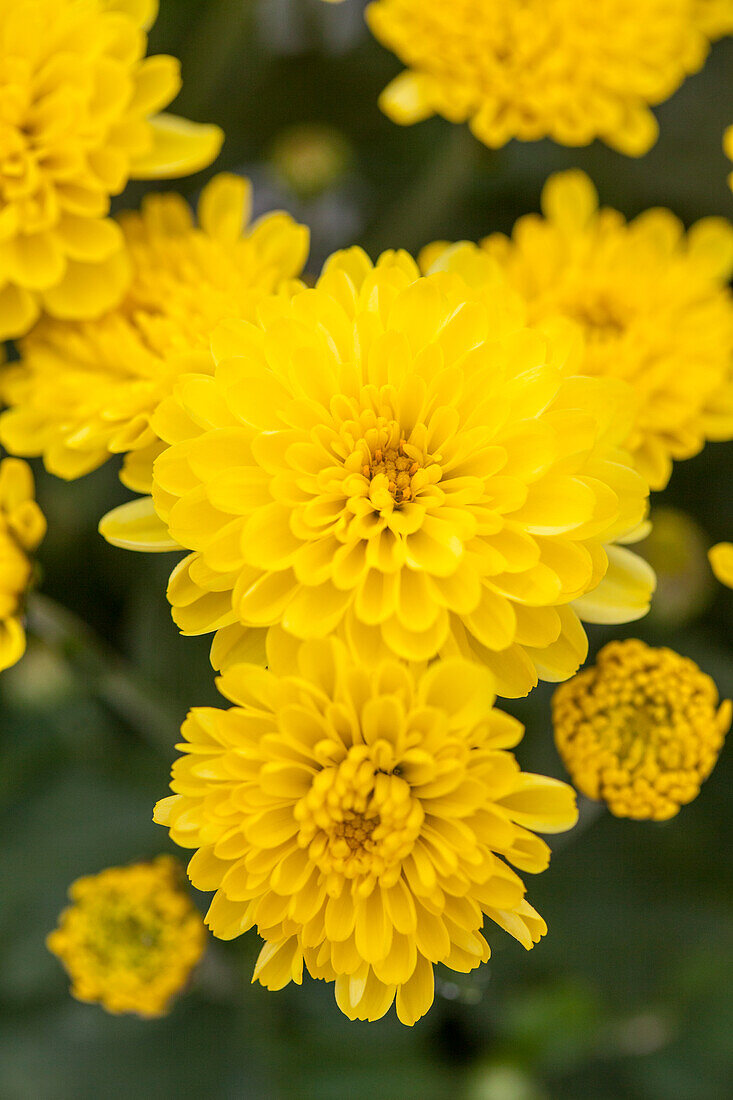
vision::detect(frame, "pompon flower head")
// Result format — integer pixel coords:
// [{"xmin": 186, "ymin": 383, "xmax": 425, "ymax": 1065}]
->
[
  {"xmin": 0, "ymin": 0, "xmax": 223, "ymax": 341},
  {"xmin": 101, "ymin": 246, "xmax": 655, "ymax": 698},
  {"xmin": 0, "ymin": 457, "xmax": 46, "ymax": 671},
  {"xmin": 553, "ymin": 640, "xmax": 731, "ymax": 821},
  {"xmin": 0, "ymin": 174, "xmax": 309, "ymax": 493},
  {"xmin": 366, "ymin": 0, "xmax": 731, "ymax": 155},
  {"xmin": 47, "ymin": 856, "xmax": 206, "ymax": 1017},
  {"xmin": 154, "ymin": 637, "xmax": 578, "ymax": 1025},
  {"xmin": 428, "ymin": 170, "xmax": 733, "ymax": 491},
  {"xmin": 708, "ymin": 542, "xmax": 733, "ymax": 587}
]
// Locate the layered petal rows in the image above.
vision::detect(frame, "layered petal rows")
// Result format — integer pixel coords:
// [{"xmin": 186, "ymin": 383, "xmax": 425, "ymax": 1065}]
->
[{"xmin": 155, "ymin": 637, "xmax": 578, "ymax": 1024}]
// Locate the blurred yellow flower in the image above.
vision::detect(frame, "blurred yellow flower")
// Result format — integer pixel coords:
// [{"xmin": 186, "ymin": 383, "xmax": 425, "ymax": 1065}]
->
[
  {"xmin": 432, "ymin": 170, "xmax": 733, "ymax": 491},
  {"xmin": 708, "ymin": 541, "xmax": 733, "ymax": 587},
  {"xmin": 553, "ymin": 639, "xmax": 731, "ymax": 820},
  {"xmin": 0, "ymin": 0, "xmax": 223, "ymax": 341},
  {"xmin": 155, "ymin": 637, "xmax": 578, "ymax": 1025},
  {"xmin": 101, "ymin": 247, "xmax": 654, "ymax": 698},
  {"xmin": 0, "ymin": 457, "xmax": 45, "ymax": 671},
  {"xmin": 0, "ymin": 174, "xmax": 309, "ymax": 492},
  {"xmin": 366, "ymin": 0, "xmax": 731, "ymax": 154},
  {"xmin": 47, "ymin": 856, "xmax": 206, "ymax": 1017}
]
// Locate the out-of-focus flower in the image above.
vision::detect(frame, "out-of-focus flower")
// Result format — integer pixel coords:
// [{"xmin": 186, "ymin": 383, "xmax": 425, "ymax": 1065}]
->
[
  {"xmin": 0, "ymin": 174, "xmax": 309, "ymax": 493},
  {"xmin": 553, "ymin": 639, "xmax": 731, "ymax": 820},
  {"xmin": 0, "ymin": 457, "xmax": 45, "ymax": 671},
  {"xmin": 365, "ymin": 0, "xmax": 731, "ymax": 154},
  {"xmin": 637, "ymin": 507, "xmax": 714, "ymax": 627},
  {"xmin": 429, "ymin": 171, "xmax": 733, "ymax": 491},
  {"xmin": 725, "ymin": 126, "xmax": 733, "ymax": 190},
  {"xmin": 47, "ymin": 856, "xmax": 206, "ymax": 1017},
  {"xmin": 154, "ymin": 637, "xmax": 578, "ymax": 1025},
  {"xmin": 270, "ymin": 124, "xmax": 352, "ymax": 199},
  {"xmin": 708, "ymin": 541, "xmax": 733, "ymax": 587},
  {"xmin": 0, "ymin": 0, "xmax": 223, "ymax": 341},
  {"xmin": 101, "ymin": 247, "xmax": 654, "ymax": 698}
]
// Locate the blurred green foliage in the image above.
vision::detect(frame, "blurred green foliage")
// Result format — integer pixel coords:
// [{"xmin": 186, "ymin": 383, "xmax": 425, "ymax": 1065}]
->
[{"xmin": 1, "ymin": 1, "xmax": 731, "ymax": 1096}]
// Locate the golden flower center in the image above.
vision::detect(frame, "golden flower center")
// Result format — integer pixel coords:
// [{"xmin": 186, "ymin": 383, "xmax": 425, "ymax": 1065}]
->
[
  {"xmin": 363, "ymin": 440, "xmax": 420, "ymax": 504},
  {"xmin": 295, "ymin": 745, "xmax": 423, "ymax": 880}
]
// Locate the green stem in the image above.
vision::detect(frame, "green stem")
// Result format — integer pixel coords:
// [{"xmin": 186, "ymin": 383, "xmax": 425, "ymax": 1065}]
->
[{"xmin": 25, "ymin": 593, "xmax": 182, "ymax": 757}]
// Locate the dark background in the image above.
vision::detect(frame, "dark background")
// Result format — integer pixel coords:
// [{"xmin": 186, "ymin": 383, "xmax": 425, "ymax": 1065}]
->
[{"xmin": 1, "ymin": 2, "xmax": 731, "ymax": 1096}]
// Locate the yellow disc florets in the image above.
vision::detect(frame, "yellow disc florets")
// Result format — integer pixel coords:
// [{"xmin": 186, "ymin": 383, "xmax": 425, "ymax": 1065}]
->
[
  {"xmin": 0, "ymin": 458, "xmax": 46, "ymax": 672},
  {"xmin": 0, "ymin": 173, "xmax": 309, "ymax": 492},
  {"xmin": 366, "ymin": 0, "xmax": 731, "ymax": 155},
  {"xmin": 0, "ymin": 0, "xmax": 223, "ymax": 341},
  {"xmin": 553, "ymin": 639, "xmax": 731, "ymax": 820},
  {"xmin": 47, "ymin": 857, "xmax": 206, "ymax": 1017},
  {"xmin": 155, "ymin": 637, "xmax": 578, "ymax": 1025}
]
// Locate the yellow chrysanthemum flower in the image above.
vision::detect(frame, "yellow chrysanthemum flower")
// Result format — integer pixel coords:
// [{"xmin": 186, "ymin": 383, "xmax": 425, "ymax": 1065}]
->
[
  {"xmin": 0, "ymin": 0, "xmax": 223, "ymax": 340},
  {"xmin": 155, "ymin": 637, "xmax": 578, "ymax": 1025},
  {"xmin": 366, "ymin": 0, "xmax": 732, "ymax": 154},
  {"xmin": 0, "ymin": 457, "xmax": 45, "ymax": 671},
  {"xmin": 708, "ymin": 541, "xmax": 733, "ymax": 587},
  {"xmin": 101, "ymin": 247, "xmax": 655, "ymax": 698},
  {"xmin": 47, "ymin": 856, "xmax": 206, "ymax": 1017},
  {"xmin": 428, "ymin": 170, "xmax": 733, "ymax": 491},
  {"xmin": 0, "ymin": 174, "xmax": 309, "ymax": 492},
  {"xmin": 553, "ymin": 639, "xmax": 731, "ymax": 821}
]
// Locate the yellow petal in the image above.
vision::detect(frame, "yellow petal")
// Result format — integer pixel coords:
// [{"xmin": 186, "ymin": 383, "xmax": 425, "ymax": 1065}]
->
[
  {"xmin": 198, "ymin": 173, "xmax": 252, "ymax": 244},
  {"xmin": 131, "ymin": 114, "xmax": 224, "ymax": 179},
  {"xmin": 709, "ymin": 542, "xmax": 733, "ymax": 589},
  {"xmin": 541, "ymin": 170, "xmax": 598, "ymax": 230},
  {"xmin": 99, "ymin": 497, "xmax": 181, "ymax": 551},
  {"xmin": 573, "ymin": 545, "xmax": 655, "ymax": 624},
  {"xmin": 378, "ymin": 72, "xmax": 436, "ymax": 126}
]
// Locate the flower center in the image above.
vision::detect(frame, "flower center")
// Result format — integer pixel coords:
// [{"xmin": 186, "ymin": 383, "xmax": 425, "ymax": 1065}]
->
[
  {"xmin": 294, "ymin": 745, "xmax": 423, "ymax": 881},
  {"xmin": 364, "ymin": 440, "xmax": 420, "ymax": 504}
]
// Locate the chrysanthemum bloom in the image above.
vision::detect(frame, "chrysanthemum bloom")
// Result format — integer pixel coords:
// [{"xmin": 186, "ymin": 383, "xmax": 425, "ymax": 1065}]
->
[
  {"xmin": 708, "ymin": 542, "xmax": 733, "ymax": 587},
  {"xmin": 553, "ymin": 639, "xmax": 731, "ymax": 821},
  {"xmin": 155, "ymin": 637, "xmax": 578, "ymax": 1024},
  {"xmin": 0, "ymin": 457, "xmax": 46, "ymax": 671},
  {"xmin": 0, "ymin": 0, "xmax": 223, "ymax": 341},
  {"xmin": 0, "ymin": 174, "xmax": 309, "ymax": 492},
  {"xmin": 366, "ymin": 0, "xmax": 732, "ymax": 154},
  {"xmin": 101, "ymin": 247, "xmax": 655, "ymax": 697},
  {"xmin": 429, "ymin": 170, "xmax": 733, "ymax": 491},
  {"xmin": 47, "ymin": 856, "xmax": 206, "ymax": 1017}
]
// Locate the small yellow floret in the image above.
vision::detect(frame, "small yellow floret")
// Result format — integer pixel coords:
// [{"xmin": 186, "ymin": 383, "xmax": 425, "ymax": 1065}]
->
[
  {"xmin": 47, "ymin": 856, "xmax": 206, "ymax": 1017},
  {"xmin": 553, "ymin": 639, "xmax": 731, "ymax": 821},
  {"xmin": 100, "ymin": 246, "xmax": 655, "ymax": 698},
  {"xmin": 430, "ymin": 170, "xmax": 733, "ymax": 490},
  {"xmin": 0, "ymin": 174, "xmax": 309, "ymax": 492},
  {"xmin": 154, "ymin": 636, "xmax": 578, "ymax": 1026},
  {"xmin": 708, "ymin": 541, "xmax": 733, "ymax": 588},
  {"xmin": 0, "ymin": 457, "xmax": 46, "ymax": 672},
  {"xmin": 366, "ymin": 0, "xmax": 731, "ymax": 154}
]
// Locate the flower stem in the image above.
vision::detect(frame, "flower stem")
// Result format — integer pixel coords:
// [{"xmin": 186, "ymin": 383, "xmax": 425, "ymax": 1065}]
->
[{"xmin": 25, "ymin": 593, "xmax": 181, "ymax": 757}]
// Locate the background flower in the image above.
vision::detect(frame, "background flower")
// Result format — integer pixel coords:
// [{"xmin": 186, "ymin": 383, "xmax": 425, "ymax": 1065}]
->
[
  {"xmin": 0, "ymin": 173, "xmax": 309, "ymax": 492},
  {"xmin": 0, "ymin": 457, "xmax": 45, "ymax": 671},
  {"xmin": 0, "ymin": 0, "xmax": 223, "ymax": 340},
  {"xmin": 553, "ymin": 639, "xmax": 731, "ymax": 820},
  {"xmin": 101, "ymin": 247, "xmax": 654, "ymax": 697},
  {"xmin": 47, "ymin": 856, "xmax": 206, "ymax": 1017},
  {"xmin": 365, "ymin": 0, "xmax": 731, "ymax": 154},
  {"xmin": 155, "ymin": 637, "xmax": 577, "ymax": 1025},
  {"xmin": 431, "ymin": 170, "xmax": 733, "ymax": 491}
]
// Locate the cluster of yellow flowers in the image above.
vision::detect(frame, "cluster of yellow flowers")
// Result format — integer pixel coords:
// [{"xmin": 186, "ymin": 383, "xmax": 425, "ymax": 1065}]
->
[{"xmin": 0, "ymin": 0, "xmax": 729, "ymax": 1026}]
